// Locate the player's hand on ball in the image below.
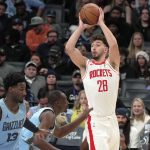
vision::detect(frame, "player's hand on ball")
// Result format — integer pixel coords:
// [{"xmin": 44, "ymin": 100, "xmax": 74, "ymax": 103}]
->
[
  {"xmin": 97, "ymin": 7, "xmax": 104, "ymax": 25},
  {"xmin": 80, "ymin": 107, "xmax": 93, "ymax": 118},
  {"xmin": 79, "ymin": 15, "xmax": 93, "ymax": 30}
]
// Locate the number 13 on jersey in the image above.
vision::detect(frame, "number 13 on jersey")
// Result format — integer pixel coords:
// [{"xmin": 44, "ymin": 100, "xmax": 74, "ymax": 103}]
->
[{"xmin": 97, "ymin": 80, "xmax": 108, "ymax": 92}]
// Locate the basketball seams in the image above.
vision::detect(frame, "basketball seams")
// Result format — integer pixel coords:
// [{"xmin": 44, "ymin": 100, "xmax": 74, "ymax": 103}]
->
[
  {"xmin": 80, "ymin": 3, "xmax": 100, "ymax": 25},
  {"xmin": 84, "ymin": 8, "xmax": 95, "ymax": 25}
]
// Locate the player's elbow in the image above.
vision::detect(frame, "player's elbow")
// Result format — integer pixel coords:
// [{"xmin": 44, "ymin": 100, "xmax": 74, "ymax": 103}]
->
[
  {"xmin": 65, "ymin": 42, "xmax": 73, "ymax": 54},
  {"xmin": 110, "ymin": 42, "xmax": 118, "ymax": 51}
]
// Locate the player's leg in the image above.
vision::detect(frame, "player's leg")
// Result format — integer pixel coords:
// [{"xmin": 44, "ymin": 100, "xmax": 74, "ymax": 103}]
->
[
  {"xmin": 86, "ymin": 115, "xmax": 110, "ymax": 150},
  {"xmin": 109, "ymin": 118, "xmax": 120, "ymax": 150}
]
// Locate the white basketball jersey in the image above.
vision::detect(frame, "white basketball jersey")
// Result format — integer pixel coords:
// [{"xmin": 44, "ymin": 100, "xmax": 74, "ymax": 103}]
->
[
  {"xmin": 82, "ymin": 59, "xmax": 119, "ymax": 116},
  {"xmin": 0, "ymin": 98, "xmax": 26, "ymax": 150},
  {"xmin": 20, "ymin": 107, "xmax": 55, "ymax": 146}
]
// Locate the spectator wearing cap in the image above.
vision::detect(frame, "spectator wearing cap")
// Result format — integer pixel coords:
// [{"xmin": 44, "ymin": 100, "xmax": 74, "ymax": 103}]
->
[
  {"xmin": 65, "ymin": 70, "xmax": 84, "ymax": 109},
  {"xmin": 46, "ymin": 44, "xmax": 68, "ymax": 78},
  {"xmin": 44, "ymin": 10, "xmax": 63, "ymax": 40},
  {"xmin": 24, "ymin": 61, "xmax": 46, "ymax": 103},
  {"xmin": 116, "ymin": 107, "xmax": 131, "ymax": 150},
  {"xmin": 0, "ymin": 47, "xmax": 15, "ymax": 79},
  {"xmin": 134, "ymin": 51, "xmax": 150, "ymax": 79},
  {"xmin": 0, "ymin": 1, "xmax": 11, "ymax": 46},
  {"xmin": 26, "ymin": 16, "xmax": 50, "ymax": 54},
  {"xmin": 11, "ymin": 18, "xmax": 26, "ymax": 44}
]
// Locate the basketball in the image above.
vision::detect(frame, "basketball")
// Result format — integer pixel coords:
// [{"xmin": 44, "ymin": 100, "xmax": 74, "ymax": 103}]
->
[{"xmin": 80, "ymin": 3, "xmax": 100, "ymax": 25}]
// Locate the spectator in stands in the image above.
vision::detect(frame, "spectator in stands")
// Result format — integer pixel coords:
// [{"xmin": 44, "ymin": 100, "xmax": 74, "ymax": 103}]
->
[
  {"xmin": 127, "ymin": 32, "xmax": 145, "ymax": 65},
  {"xmin": 134, "ymin": 51, "xmax": 150, "ymax": 79},
  {"xmin": 12, "ymin": 0, "xmax": 34, "ymax": 29},
  {"xmin": 133, "ymin": 7, "xmax": 150, "ymax": 42},
  {"xmin": 105, "ymin": 6, "xmax": 133, "ymax": 45},
  {"xmin": 0, "ymin": 1, "xmax": 11, "ymax": 46},
  {"xmin": 106, "ymin": 19, "xmax": 128, "ymax": 47},
  {"xmin": 40, "ymin": 70, "xmax": 59, "ymax": 93},
  {"xmin": 132, "ymin": 0, "xmax": 150, "ymax": 23},
  {"xmin": 116, "ymin": 107, "xmax": 131, "ymax": 150},
  {"xmin": 36, "ymin": 30, "xmax": 64, "ymax": 66},
  {"xmin": 0, "ymin": 47, "xmax": 15, "ymax": 79},
  {"xmin": 66, "ymin": 70, "xmax": 83, "ymax": 109},
  {"xmin": 46, "ymin": 44, "xmax": 68, "ymax": 78},
  {"xmin": 0, "ymin": 78, "xmax": 5, "ymax": 98},
  {"xmin": 45, "ymin": 10, "xmax": 63, "ymax": 40},
  {"xmin": 119, "ymin": 47, "xmax": 136, "ymax": 80},
  {"xmin": 24, "ymin": 61, "xmax": 46, "ymax": 103},
  {"xmin": 130, "ymin": 97, "xmax": 150, "ymax": 149},
  {"xmin": 27, "ymin": 88, "xmax": 48, "ymax": 118},
  {"xmin": 30, "ymin": 53, "xmax": 47, "ymax": 76},
  {"xmin": 71, "ymin": 90, "xmax": 88, "ymax": 128},
  {"xmin": 3, "ymin": 28, "xmax": 30, "ymax": 62},
  {"xmin": 11, "ymin": 18, "xmax": 26, "ymax": 44},
  {"xmin": 26, "ymin": 16, "xmax": 50, "ymax": 54},
  {"xmin": 104, "ymin": 0, "xmax": 132, "ymax": 24},
  {"xmin": 24, "ymin": 0, "xmax": 45, "ymax": 16}
]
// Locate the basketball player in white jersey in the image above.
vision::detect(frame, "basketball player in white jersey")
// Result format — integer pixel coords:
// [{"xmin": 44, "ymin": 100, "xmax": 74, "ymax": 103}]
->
[
  {"xmin": 0, "ymin": 72, "xmax": 49, "ymax": 150},
  {"xmin": 65, "ymin": 8, "xmax": 120, "ymax": 150},
  {"xmin": 19, "ymin": 90, "xmax": 92, "ymax": 150}
]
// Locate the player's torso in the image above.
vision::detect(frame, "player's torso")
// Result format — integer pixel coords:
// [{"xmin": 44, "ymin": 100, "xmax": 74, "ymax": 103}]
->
[
  {"xmin": 82, "ymin": 60, "xmax": 119, "ymax": 116},
  {"xmin": 0, "ymin": 99, "xmax": 26, "ymax": 149},
  {"xmin": 21, "ymin": 107, "xmax": 55, "ymax": 142}
]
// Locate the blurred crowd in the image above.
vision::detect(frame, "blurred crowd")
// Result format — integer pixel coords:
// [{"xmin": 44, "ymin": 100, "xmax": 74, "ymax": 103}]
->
[{"xmin": 0, "ymin": 0, "xmax": 150, "ymax": 149}]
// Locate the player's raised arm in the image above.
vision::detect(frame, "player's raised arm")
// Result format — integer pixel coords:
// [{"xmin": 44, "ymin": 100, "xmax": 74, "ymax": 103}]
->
[
  {"xmin": 65, "ymin": 17, "xmax": 88, "ymax": 69},
  {"xmin": 98, "ymin": 8, "xmax": 120, "ymax": 71}
]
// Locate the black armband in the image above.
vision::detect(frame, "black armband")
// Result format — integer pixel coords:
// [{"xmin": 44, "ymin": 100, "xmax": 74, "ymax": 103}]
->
[{"xmin": 23, "ymin": 118, "xmax": 39, "ymax": 133}]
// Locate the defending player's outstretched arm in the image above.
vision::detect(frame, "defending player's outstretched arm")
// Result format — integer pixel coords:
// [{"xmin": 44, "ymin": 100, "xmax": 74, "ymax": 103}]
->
[
  {"xmin": 33, "ymin": 107, "xmax": 92, "ymax": 149},
  {"xmin": 54, "ymin": 107, "xmax": 93, "ymax": 138}
]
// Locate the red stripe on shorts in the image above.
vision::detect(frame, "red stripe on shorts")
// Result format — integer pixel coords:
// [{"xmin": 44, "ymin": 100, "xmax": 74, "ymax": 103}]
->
[{"xmin": 87, "ymin": 115, "xmax": 96, "ymax": 150}]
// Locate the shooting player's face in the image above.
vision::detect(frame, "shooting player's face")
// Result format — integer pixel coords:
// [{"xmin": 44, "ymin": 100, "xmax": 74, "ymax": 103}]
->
[{"xmin": 91, "ymin": 40, "xmax": 108, "ymax": 60}]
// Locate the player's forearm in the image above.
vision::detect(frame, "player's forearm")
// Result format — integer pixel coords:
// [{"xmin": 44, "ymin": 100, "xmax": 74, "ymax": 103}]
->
[
  {"xmin": 23, "ymin": 118, "xmax": 39, "ymax": 133},
  {"xmin": 65, "ymin": 27, "xmax": 83, "ymax": 53},
  {"xmin": 99, "ymin": 21, "xmax": 118, "ymax": 48},
  {"xmin": 34, "ymin": 138, "xmax": 60, "ymax": 150}
]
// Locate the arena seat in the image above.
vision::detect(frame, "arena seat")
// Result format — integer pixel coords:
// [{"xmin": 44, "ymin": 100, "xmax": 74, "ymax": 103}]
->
[{"xmin": 120, "ymin": 79, "xmax": 147, "ymax": 97}]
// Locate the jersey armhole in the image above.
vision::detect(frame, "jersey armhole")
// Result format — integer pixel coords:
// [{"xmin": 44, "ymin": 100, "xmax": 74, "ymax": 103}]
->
[
  {"xmin": 39, "ymin": 109, "xmax": 55, "ymax": 124},
  {"xmin": 82, "ymin": 59, "xmax": 90, "ymax": 80}
]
